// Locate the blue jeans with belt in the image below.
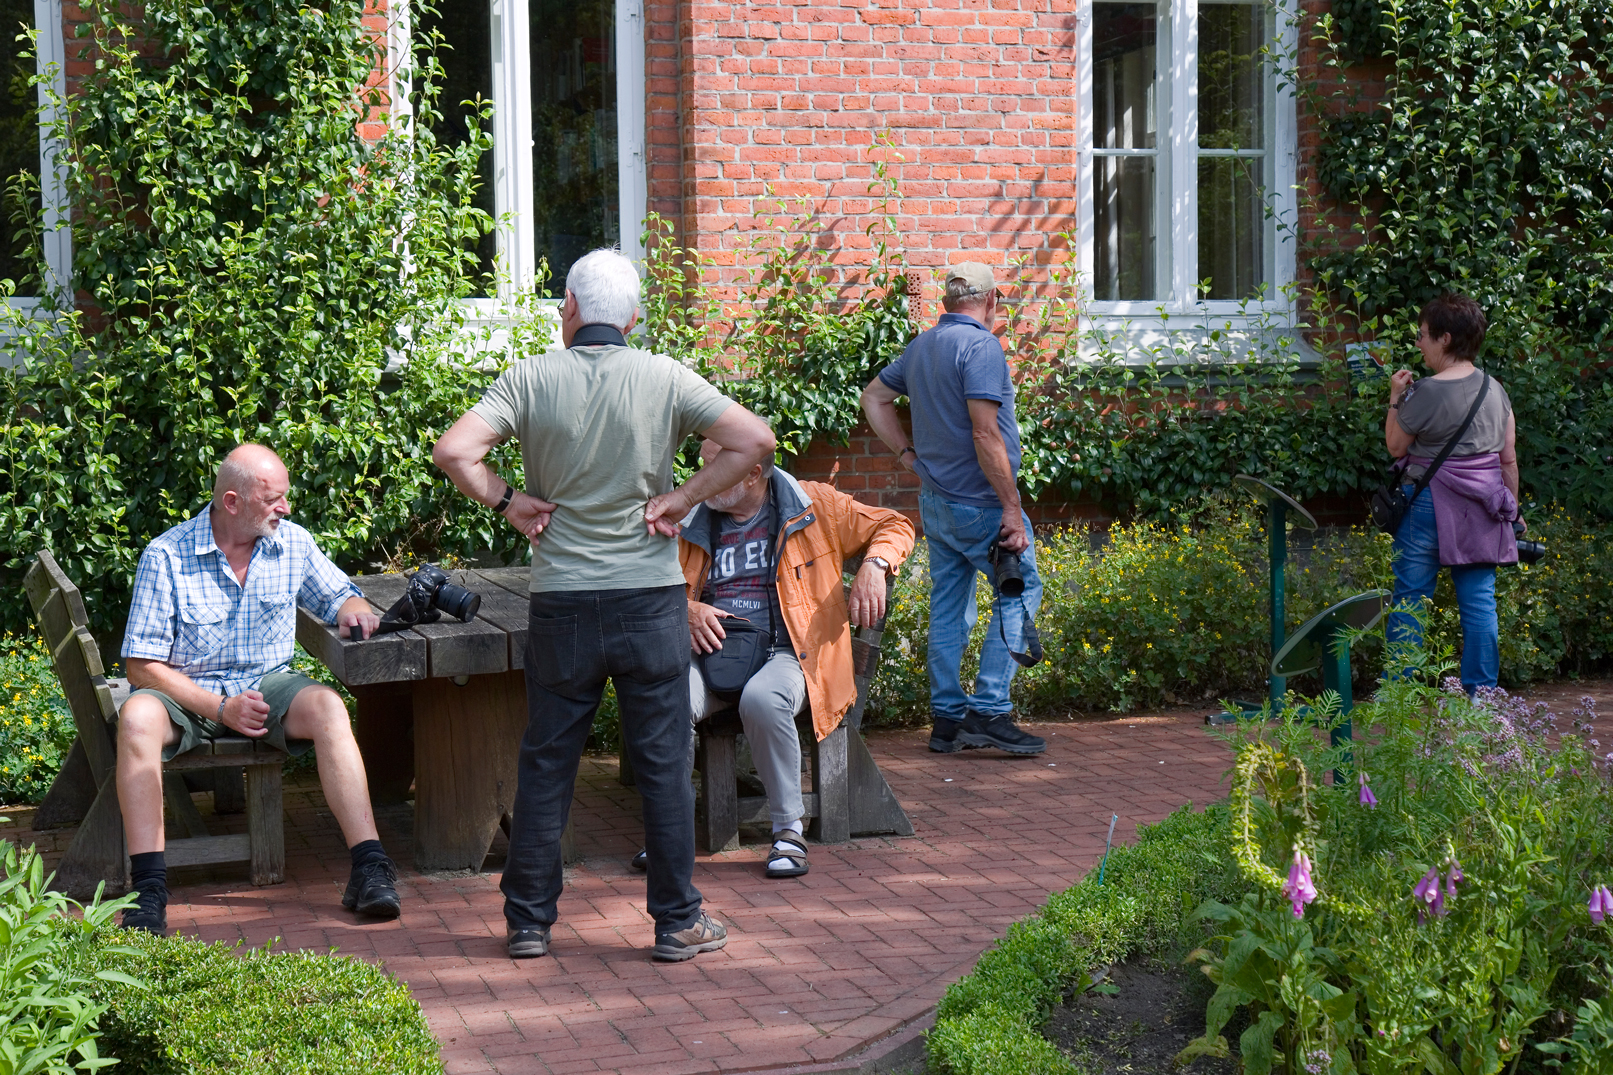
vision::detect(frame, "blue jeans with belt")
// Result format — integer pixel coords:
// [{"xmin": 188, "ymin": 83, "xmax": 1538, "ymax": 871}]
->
[
  {"xmin": 502, "ymin": 585, "xmax": 703, "ymax": 935},
  {"xmin": 919, "ymin": 489, "xmax": 1043, "ymax": 721},
  {"xmin": 1387, "ymin": 483, "xmax": 1499, "ymax": 694}
]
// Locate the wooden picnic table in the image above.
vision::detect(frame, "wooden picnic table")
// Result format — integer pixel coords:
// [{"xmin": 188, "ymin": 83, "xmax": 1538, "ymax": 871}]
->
[
  {"xmin": 297, "ymin": 564, "xmax": 914, "ymax": 871},
  {"xmin": 296, "ymin": 567, "xmax": 542, "ymax": 871}
]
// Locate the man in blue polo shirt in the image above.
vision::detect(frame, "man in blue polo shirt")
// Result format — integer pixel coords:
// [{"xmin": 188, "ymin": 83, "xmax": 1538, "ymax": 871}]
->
[{"xmin": 861, "ymin": 262, "xmax": 1045, "ymax": 756}]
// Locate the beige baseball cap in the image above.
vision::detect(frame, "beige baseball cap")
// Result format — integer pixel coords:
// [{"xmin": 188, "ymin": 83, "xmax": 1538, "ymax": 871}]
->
[{"xmin": 943, "ymin": 262, "xmax": 998, "ymax": 299}]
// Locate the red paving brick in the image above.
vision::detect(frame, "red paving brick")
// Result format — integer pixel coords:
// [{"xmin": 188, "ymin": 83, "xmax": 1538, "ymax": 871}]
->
[{"xmin": 10, "ymin": 715, "xmax": 1233, "ymax": 1073}]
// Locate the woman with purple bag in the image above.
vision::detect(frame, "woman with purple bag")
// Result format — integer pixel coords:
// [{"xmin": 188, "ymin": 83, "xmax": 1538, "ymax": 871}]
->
[{"xmin": 1383, "ymin": 293, "xmax": 1522, "ymax": 695}]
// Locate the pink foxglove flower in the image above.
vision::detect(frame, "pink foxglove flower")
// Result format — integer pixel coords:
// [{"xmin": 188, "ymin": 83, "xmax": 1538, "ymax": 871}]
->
[
  {"xmin": 1283, "ymin": 848, "xmax": 1317, "ymax": 918},
  {"xmin": 1413, "ymin": 868, "xmax": 1445, "ymax": 924},
  {"xmin": 1591, "ymin": 886, "xmax": 1613, "ymax": 925},
  {"xmin": 1358, "ymin": 772, "xmax": 1378, "ymax": 808},
  {"xmin": 1446, "ymin": 858, "xmax": 1464, "ymax": 898}
]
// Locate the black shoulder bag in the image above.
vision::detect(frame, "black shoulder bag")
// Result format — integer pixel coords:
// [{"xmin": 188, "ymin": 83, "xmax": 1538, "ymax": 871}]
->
[
  {"xmin": 1370, "ymin": 372, "xmax": 1490, "ymax": 535},
  {"xmin": 695, "ymin": 493, "xmax": 783, "ymax": 703}
]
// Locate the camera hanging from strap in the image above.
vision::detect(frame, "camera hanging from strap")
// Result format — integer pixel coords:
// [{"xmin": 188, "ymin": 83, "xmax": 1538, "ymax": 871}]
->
[
  {"xmin": 695, "ymin": 487, "xmax": 784, "ymax": 702},
  {"xmin": 1370, "ymin": 372, "xmax": 1491, "ymax": 535}
]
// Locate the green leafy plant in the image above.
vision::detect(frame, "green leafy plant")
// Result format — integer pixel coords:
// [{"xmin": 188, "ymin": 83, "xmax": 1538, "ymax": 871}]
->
[
  {"xmin": 1, "ymin": 841, "xmax": 142, "ymax": 1075},
  {"xmin": 0, "ymin": 633, "xmax": 74, "ymax": 804},
  {"xmin": 0, "ymin": 0, "xmax": 546, "ymax": 638},
  {"xmin": 81, "ymin": 930, "xmax": 442, "ymax": 1074}
]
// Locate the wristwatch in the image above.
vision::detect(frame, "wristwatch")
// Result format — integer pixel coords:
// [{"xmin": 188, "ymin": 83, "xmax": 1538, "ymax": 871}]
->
[
  {"xmin": 216, "ymin": 694, "xmax": 228, "ymax": 722},
  {"xmin": 494, "ymin": 482, "xmax": 516, "ymax": 513},
  {"xmin": 867, "ymin": 556, "xmax": 894, "ymax": 576},
  {"xmin": 899, "ymin": 446, "xmax": 916, "ymax": 458}
]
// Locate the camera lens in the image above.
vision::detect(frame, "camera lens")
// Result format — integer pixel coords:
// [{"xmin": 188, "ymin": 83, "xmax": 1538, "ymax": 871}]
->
[
  {"xmin": 434, "ymin": 580, "xmax": 482, "ymax": 623},
  {"xmin": 1516, "ymin": 539, "xmax": 1546, "ymax": 565}
]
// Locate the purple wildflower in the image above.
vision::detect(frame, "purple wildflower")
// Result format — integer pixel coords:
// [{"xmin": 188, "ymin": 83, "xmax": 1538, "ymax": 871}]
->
[
  {"xmin": 1283, "ymin": 848, "xmax": 1317, "ymax": 918},
  {"xmin": 1446, "ymin": 858, "xmax": 1463, "ymax": 898},
  {"xmin": 1358, "ymin": 772, "xmax": 1378, "ymax": 808},
  {"xmin": 1413, "ymin": 868, "xmax": 1445, "ymax": 924},
  {"xmin": 1592, "ymin": 886, "xmax": 1613, "ymax": 925}
]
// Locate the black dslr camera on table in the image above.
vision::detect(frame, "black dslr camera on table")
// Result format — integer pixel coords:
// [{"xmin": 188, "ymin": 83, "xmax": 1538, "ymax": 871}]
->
[
  {"xmin": 986, "ymin": 537, "xmax": 1042, "ymax": 668},
  {"xmin": 363, "ymin": 563, "xmax": 482, "ymax": 639}
]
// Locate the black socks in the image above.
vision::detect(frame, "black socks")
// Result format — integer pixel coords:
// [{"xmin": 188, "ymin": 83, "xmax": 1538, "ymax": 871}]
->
[
  {"xmin": 349, "ymin": 839, "xmax": 387, "ymax": 870},
  {"xmin": 130, "ymin": 850, "xmax": 167, "ymax": 897}
]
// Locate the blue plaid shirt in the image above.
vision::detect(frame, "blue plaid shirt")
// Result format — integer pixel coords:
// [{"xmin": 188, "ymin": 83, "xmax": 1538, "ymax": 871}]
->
[{"xmin": 121, "ymin": 512, "xmax": 362, "ymax": 695}]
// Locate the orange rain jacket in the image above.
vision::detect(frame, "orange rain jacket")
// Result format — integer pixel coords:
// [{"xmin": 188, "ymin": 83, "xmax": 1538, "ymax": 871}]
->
[{"xmin": 678, "ymin": 470, "xmax": 916, "ymax": 742}]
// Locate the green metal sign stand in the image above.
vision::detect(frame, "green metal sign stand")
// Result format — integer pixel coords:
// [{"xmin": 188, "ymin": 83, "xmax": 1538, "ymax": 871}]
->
[
  {"xmin": 1270, "ymin": 590, "xmax": 1389, "ymax": 781},
  {"xmin": 1206, "ymin": 476, "xmax": 1318, "ymax": 724}
]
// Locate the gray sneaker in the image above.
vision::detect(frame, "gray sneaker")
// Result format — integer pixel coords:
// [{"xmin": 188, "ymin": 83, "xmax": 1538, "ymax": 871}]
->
[
  {"xmin": 652, "ymin": 911, "xmax": 728, "ymax": 962},
  {"xmin": 506, "ymin": 927, "xmax": 551, "ymax": 959}
]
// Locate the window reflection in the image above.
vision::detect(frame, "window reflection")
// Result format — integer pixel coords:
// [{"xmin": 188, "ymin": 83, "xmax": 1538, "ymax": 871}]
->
[
  {"xmin": 417, "ymin": 1, "xmax": 496, "ymax": 296},
  {"xmin": 1197, "ymin": 2, "xmax": 1267, "ymax": 300},
  {"xmin": 1093, "ymin": 2, "xmax": 1158, "ymax": 301},
  {"xmin": 0, "ymin": 0, "xmax": 42, "ymax": 295},
  {"xmin": 530, "ymin": 0, "xmax": 618, "ymax": 295}
]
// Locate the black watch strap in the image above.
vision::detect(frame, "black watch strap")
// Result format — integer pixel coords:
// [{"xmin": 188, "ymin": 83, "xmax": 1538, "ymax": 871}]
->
[{"xmin": 494, "ymin": 483, "xmax": 515, "ymax": 513}]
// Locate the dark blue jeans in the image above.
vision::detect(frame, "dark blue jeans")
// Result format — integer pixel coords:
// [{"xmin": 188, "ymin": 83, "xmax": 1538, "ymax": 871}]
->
[{"xmin": 501, "ymin": 585, "xmax": 703, "ymax": 935}]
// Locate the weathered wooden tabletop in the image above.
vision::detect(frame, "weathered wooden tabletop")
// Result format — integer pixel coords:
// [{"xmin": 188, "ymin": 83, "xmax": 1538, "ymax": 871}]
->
[{"xmin": 295, "ymin": 566, "xmax": 533, "ymax": 689}]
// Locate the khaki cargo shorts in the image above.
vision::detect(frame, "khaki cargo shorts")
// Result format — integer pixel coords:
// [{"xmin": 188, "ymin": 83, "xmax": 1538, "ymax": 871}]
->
[{"xmin": 122, "ymin": 670, "xmax": 325, "ymax": 762}]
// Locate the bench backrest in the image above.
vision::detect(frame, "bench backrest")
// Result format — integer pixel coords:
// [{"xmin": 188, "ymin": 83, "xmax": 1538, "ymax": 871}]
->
[{"xmin": 24, "ymin": 551, "xmax": 119, "ymax": 784}]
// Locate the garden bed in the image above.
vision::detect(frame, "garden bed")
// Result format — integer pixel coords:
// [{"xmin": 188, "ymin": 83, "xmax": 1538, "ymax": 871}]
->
[
  {"xmin": 928, "ymin": 669, "xmax": 1613, "ymax": 1075},
  {"xmin": 1045, "ymin": 957, "xmax": 1236, "ymax": 1074}
]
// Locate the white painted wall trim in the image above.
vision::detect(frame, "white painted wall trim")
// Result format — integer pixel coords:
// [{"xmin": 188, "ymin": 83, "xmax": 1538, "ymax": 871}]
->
[{"xmin": 616, "ymin": 0, "xmax": 647, "ymax": 265}]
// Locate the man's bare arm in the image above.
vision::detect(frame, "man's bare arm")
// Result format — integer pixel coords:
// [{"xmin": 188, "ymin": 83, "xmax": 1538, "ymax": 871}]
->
[
  {"xmin": 433, "ymin": 412, "xmax": 558, "ymax": 544},
  {"xmin": 125, "ymin": 657, "xmax": 272, "ymax": 738},
  {"xmin": 644, "ymin": 404, "xmax": 777, "ymax": 535},
  {"xmin": 968, "ymin": 398, "xmax": 1028, "ymax": 553},
  {"xmin": 860, "ymin": 378, "xmax": 916, "ymax": 472}
]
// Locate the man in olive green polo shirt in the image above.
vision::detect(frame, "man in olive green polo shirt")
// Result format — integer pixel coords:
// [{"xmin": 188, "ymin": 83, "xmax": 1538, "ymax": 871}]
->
[{"xmin": 434, "ymin": 248, "xmax": 775, "ymax": 963}]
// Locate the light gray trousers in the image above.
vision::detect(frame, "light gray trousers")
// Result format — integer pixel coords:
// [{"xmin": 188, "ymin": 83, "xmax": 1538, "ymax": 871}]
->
[{"xmin": 691, "ymin": 650, "xmax": 808, "ymax": 832}]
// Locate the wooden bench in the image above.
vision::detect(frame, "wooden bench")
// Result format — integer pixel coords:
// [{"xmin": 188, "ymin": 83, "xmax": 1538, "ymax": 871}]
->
[
  {"xmin": 693, "ymin": 562, "xmax": 913, "ymax": 852},
  {"xmin": 26, "ymin": 551, "xmax": 286, "ymax": 898}
]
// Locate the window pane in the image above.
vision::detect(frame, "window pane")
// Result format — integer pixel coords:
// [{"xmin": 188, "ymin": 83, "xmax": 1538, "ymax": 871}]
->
[
  {"xmin": 1093, "ymin": 3, "xmax": 1157, "ymax": 150},
  {"xmin": 418, "ymin": 1, "xmax": 496, "ymax": 295},
  {"xmin": 0, "ymin": 0, "xmax": 41, "ymax": 295},
  {"xmin": 1199, "ymin": 3, "xmax": 1264, "ymax": 151},
  {"xmin": 1198, "ymin": 156, "xmax": 1263, "ymax": 300},
  {"xmin": 1094, "ymin": 155, "xmax": 1155, "ymax": 301},
  {"xmin": 531, "ymin": 0, "xmax": 618, "ymax": 294}
]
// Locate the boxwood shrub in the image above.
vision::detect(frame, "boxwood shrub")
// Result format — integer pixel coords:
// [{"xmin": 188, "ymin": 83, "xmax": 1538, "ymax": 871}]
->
[
  {"xmin": 927, "ymin": 804, "xmax": 1242, "ymax": 1075},
  {"xmin": 79, "ymin": 931, "xmax": 443, "ymax": 1075}
]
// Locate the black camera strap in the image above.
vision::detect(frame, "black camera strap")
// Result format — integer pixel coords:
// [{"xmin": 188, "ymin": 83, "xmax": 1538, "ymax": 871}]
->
[{"xmin": 996, "ymin": 593, "xmax": 1043, "ymax": 668}]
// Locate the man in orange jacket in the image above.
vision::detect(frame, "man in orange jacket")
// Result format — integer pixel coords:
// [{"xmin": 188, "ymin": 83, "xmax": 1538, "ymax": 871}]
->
[{"xmin": 658, "ymin": 440, "xmax": 914, "ymax": 878}]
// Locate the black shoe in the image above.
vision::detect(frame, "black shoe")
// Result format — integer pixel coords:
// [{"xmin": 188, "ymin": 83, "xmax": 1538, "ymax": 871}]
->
[
  {"xmin": 958, "ymin": 710, "xmax": 1046, "ymax": 755},
  {"xmin": 507, "ymin": 927, "xmax": 551, "ymax": 959},
  {"xmin": 630, "ymin": 848, "xmax": 648, "ymax": 872},
  {"xmin": 121, "ymin": 883, "xmax": 168, "ymax": 936},
  {"xmin": 928, "ymin": 717, "xmax": 977, "ymax": 753},
  {"xmin": 342, "ymin": 856, "xmax": 401, "ymax": 919}
]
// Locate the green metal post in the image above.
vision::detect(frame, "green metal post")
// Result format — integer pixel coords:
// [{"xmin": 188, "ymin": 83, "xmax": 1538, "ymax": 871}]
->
[
  {"xmin": 1268, "ymin": 499, "xmax": 1287, "ymax": 708},
  {"xmin": 1321, "ymin": 627, "xmax": 1354, "ymax": 783}
]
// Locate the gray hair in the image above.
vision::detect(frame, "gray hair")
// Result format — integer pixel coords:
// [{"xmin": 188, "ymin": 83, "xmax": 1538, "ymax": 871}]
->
[
  {"xmin": 566, "ymin": 248, "xmax": 641, "ymax": 329},
  {"xmin": 942, "ymin": 278, "xmax": 993, "ymax": 312}
]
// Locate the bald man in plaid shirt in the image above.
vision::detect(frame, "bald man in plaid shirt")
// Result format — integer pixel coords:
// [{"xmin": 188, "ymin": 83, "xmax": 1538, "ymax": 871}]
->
[{"xmin": 116, "ymin": 444, "xmax": 397, "ymax": 934}]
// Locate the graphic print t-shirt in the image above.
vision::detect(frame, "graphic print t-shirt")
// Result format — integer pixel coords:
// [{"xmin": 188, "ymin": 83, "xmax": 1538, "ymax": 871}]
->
[{"xmin": 701, "ymin": 501, "xmax": 790, "ymax": 646}]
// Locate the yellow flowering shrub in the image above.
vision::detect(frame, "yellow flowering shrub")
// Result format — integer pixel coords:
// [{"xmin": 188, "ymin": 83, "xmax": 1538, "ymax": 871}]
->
[
  {"xmin": 0, "ymin": 635, "xmax": 76, "ymax": 804},
  {"xmin": 868, "ymin": 501, "xmax": 1611, "ymax": 719}
]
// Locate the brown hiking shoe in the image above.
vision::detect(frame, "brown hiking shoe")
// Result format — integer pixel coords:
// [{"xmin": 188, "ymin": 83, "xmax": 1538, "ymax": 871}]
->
[{"xmin": 652, "ymin": 911, "xmax": 728, "ymax": 962}]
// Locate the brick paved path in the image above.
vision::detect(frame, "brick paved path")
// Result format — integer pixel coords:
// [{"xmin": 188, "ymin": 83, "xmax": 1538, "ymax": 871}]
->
[{"xmin": 11, "ymin": 715, "xmax": 1231, "ymax": 1074}]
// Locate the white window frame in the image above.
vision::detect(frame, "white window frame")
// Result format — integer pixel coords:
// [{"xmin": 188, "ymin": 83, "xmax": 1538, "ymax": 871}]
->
[
  {"xmin": 390, "ymin": 0, "xmax": 646, "ymax": 318},
  {"xmin": 6, "ymin": 0, "xmax": 72, "ymax": 316},
  {"xmin": 1075, "ymin": 0, "xmax": 1298, "ymax": 358}
]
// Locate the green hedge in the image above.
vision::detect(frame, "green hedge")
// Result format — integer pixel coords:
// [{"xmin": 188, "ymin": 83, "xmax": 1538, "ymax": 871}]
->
[
  {"xmin": 79, "ymin": 931, "xmax": 443, "ymax": 1074},
  {"xmin": 866, "ymin": 503, "xmax": 1613, "ymax": 725},
  {"xmin": 926, "ymin": 804, "xmax": 1242, "ymax": 1075}
]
